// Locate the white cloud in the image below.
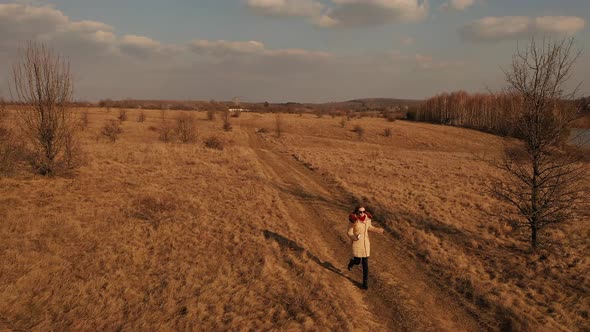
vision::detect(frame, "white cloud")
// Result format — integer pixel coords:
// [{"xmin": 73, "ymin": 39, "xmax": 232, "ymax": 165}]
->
[
  {"xmin": 0, "ymin": 3, "xmax": 68, "ymax": 48},
  {"xmin": 315, "ymin": 14, "xmax": 339, "ymax": 27},
  {"xmin": 460, "ymin": 16, "xmax": 586, "ymax": 42},
  {"xmin": 534, "ymin": 16, "xmax": 585, "ymax": 35},
  {"xmin": 245, "ymin": 0, "xmax": 324, "ymax": 17},
  {"xmin": 67, "ymin": 20, "xmax": 114, "ymax": 33},
  {"xmin": 188, "ymin": 40, "xmax": 266, "ymax": 56},
  {"xmin": 387, "ymin": 51, "xmax": 464, "ymax": 69},
  {"xmin": 0, "ymin": 3, "xmax": 172, "ymax": 59},
  {"xmin": 188, "ymin": 39, "xmax": 331, "ymax": 59},
  {"xmin": 440, "ymin": 0, "xmax": 474, "ymax": 11},
  {"xmin": 318, "ymin": 0, "xmax": 429, "ymax": 28},
  {"xmin": 119, "ymin": 35, "xmax": 162, "ymax": 58}
]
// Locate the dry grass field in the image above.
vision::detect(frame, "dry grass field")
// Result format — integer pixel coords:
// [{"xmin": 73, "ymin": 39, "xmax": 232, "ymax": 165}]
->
[{"xmin": 1, "ymin": 108, "xmax": 588, "ymax": 331}]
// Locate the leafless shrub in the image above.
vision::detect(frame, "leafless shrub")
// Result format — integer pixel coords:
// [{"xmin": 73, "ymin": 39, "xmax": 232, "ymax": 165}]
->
[
  {"xmin": 340, "ymin": 117, "xmax": 347, "ymax": 128},
  {"xmin": 207, "ymin": 109, "xmax": 216, "ymax": 121},
  {"xmin": 0, "ymin": 98, "xmax": 7, "ymax": 122},
  {"xmin": 176, "ymin": 113, "xmax": 196, "ymax": 143},
  {"xmin": 385, "ymin": 111, "xmax": 397, "ymax": 122},
  {"xmin": 137, "ymin": 111, "xmax": 146, "ymax": 122},
  {"xmin": 488, "ymin": 37, "xmax": 588, "ymax": 250},
  {"xmin": 275, "ymin": 113, "xmax": 284, "ymax": 138},
  {"xmin": 118, "ymin": 109, "xmax": 128, "ymax": 122},
  {"xmin": 62, "ymin": 131, "xmax": 85, "ymax": 171},
  {"xmin": 79, "ymin": 109, "xmax": 89, "ymax": 129},
  {"xmin": 159, "ymin": 120, "xmax": 174, "ymax": 143},
  {"xmin": 353, "ymin": 124, "xmax": 365, "ymax": 139},
  {"xmin": 315, "ymin": 109, "xmax": 324, "ymax": 118},
  {"xmin": 222, "ymin": 110, "xmax": 232, "ymax": 131},
  {"xmin": 384, "ymin": 128, "xmax": 392, "ymax": 137},
  {"xmin": 101, "ymin": 120, "xmax": 122, "ymax": 143},
  {"xmin": 204, "ymin": 136, "xmax": 224, "ymax": 150},
  {"xmin": 10, "ymin": 41, "xmax": 81, "ymax": 176},
  {"xmin": 0, "ymin": 105, "xmax": 19, "ymax": 174}
]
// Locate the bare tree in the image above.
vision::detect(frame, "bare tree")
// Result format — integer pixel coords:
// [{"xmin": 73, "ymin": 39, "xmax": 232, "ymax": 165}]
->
[
  {"xmin": 488, "ymin": 37, "xmax": 587, "ymax": 250},
  {"xmin": 10, "ymin": 41, "xmax": 80, "ymax": 175}
]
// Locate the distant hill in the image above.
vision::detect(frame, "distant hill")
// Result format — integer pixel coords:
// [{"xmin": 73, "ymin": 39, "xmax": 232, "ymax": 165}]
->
[
  {"xmin": 92, "ymin": 97, "xmax": 424, "ymax": 112},
  {"xmin": 346, "ymin": 98, "xmax": 423, "ymax": 108}
]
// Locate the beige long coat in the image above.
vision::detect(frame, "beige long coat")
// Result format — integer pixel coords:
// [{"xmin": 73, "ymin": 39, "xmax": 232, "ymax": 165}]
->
[{"xmin": 347, "ymin": 219, "xmax": 381, "ymax": 258}]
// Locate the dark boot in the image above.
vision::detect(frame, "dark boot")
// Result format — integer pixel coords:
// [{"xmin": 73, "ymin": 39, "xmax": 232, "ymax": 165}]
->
[
  {"xmin": 348, "ymin": 257, "xmax": 361, "ymax": 271},
  {"xmin": 347, "ymin": 258, "xmax": 356, "ymax": 271}
]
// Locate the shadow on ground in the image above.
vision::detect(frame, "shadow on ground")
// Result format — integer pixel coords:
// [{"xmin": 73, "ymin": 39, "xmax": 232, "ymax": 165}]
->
[{"xmin": 263, "ymin": 230, "xmax": 364, "ymax": 289}]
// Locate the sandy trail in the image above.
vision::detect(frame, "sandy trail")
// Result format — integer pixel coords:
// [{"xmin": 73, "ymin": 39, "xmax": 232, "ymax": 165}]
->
[{"xmin": 245, "ymin": 128, "xmax": 484, "ymax": 331}]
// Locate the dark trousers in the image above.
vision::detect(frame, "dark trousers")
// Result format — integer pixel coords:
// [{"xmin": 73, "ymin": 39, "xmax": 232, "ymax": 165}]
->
[{"xmin": 349, "ymin": 257, "xmax": 369, "ymax": 286}]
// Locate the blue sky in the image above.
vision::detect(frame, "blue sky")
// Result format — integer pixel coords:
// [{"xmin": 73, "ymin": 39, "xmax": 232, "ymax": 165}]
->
[{"xmin": 0, "ymin": 0, "xmax": 588, "ymax": 102}]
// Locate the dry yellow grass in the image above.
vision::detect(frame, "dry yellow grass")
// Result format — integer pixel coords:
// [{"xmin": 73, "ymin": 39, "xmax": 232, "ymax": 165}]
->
[
  {"xmin": 0, "ymin": 109, "xmax": 588, "ymax": 331},
  {"xmin": 251, "ymin": 113, "xmax": 589, "ymax": 331}
]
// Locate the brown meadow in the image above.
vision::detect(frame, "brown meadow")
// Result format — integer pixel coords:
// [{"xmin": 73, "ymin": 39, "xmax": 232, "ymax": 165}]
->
[{"xmin": 0, "ymin": 108, "xmax": 588, "ymax": 331}]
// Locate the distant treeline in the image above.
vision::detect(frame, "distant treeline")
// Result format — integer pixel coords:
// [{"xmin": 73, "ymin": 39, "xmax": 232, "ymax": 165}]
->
[{"xmin": 413, "ymin": 91, "xmax": 589, "ymax": 135}]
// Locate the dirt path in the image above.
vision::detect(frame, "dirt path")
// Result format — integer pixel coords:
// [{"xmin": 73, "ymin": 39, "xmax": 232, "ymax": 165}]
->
[{"xmin": 245, "ymin": 128, "xmax": 484, "ymax": 331}]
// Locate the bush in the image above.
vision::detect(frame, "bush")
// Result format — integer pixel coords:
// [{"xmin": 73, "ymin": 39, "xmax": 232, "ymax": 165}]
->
[
  {"xmin": 175, "ymin": 114, "xmax": 196, "ymax": 143},
  {"xmin": 207, "ymin": 109, "xmax": 216, "ymax": 121},
  {"xmin": 0, "ymin": 126, "xmax": 19, "ymax": 174},
  {"xmin": 0, "ymin": 99, "xmax": 7, "ymax": 122},
  {"xmin": 406, "ymin": 107, "xmax": 418, "ymax": 121},
  {"xmin": 102, "ymin": 119, "xmax": 122, "ymax": 143},
  {"xmin": 275, "ymin": 113, "xmax": 284, "ymax": 138},
  {"xmin": 384, "ymin": 127, "xmax": 392, "ymax": 137},
  {"xmin": 11, "ymin": 42, "xmax": 82, "ymax": 175},
  {"xmin": 137, "ymin": 111, "xmax": 146, "ymax": 122},
  {"xmin": 159, "ymin": 120, "xmax": 174, "ymax": 142},
  {"xmin": 385, "ymin": 111, "xmax": 397, "ymax": 122},
  {"xmin": 340, "ymin": 117, "xmax": 347, "ymax": 128},
  {"xmin": 81, "ymin": 110, "xmax": 90, "ymax": 128},
  {"xmin": 354, "ymin": 124, "xmax": 365, "ymax": 139},
  {"xmin": 204, "ymin": 136, "xmax": 224, "ymax": 150},
  {"xmin": 118, "ymin": 109, "xmax": 128, "ymax": 122},
  {"xmin": 222, "ymin": 110, "xmax": 232, "ymax": 131},
  {"xmin": 0, "ymin": 100, "xmax": 17, "ymax": 173},
  {"xmin": 231, "ymin": 111, "xmax": 241, "ymax": 118}
]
